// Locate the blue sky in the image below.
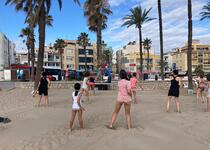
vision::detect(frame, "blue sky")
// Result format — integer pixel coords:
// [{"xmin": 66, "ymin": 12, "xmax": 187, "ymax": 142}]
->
[{"xmin": 0, "ymin": 0, "xmax": 210, "ymax": 53}]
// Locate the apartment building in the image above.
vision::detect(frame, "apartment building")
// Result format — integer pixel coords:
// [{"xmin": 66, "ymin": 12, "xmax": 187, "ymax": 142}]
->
[
  {"xmin": 32, "ymin": 40, "xmax": 98, "ymax": 71},
  {"xmin": 16, "ymin": 52, "xmax": 28, "ymax": 65},
  {"xmin": 63, "ymin": 40, "xmax": 76, "ymax": 70},
  {"xmin": 0, "ymin": 32, "xmax": 16, "ymax": 70},
  {"xmin": 163, "ymin": 51, "xmax": 175, "ymax": 72},
  {"xmin": 116, "ymin": 41, "xmax": 160, "ymax": 72},
  {"xmin": 35, "ymin": 46, "xmax": 61, "ymax": 69},
  {"xmin": 64, "ymin": 40, "xmax": 97, "ymax": 71},
  {"xmin": 172, "ymin": 40, "xmax": 210, "ymax": 73}
]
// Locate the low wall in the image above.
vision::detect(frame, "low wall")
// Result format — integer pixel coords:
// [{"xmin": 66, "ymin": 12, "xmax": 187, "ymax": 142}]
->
[{"xmin": 15, "ymin": 80, "xmax": 192, "ymax": 91}]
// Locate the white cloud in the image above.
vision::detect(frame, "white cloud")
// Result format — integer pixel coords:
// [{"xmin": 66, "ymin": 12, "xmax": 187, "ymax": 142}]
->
[
  {"xmin": 104, "ymin": 0, "xmax": 210, "ymax": 53},
  {"xmin": 109, "ymin": 0, "xmax": 126, "ymax": 7}
]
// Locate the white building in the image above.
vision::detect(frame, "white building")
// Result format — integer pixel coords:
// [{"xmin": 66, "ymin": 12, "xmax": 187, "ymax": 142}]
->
[
  {"xmin": 0, "ymin": 32, "xmax": 16, "ymax": 70},
  {"xmin": 163, "ymin": 52, "xmax": 174, "ymax": 72},
  {"xmin": 116, "ymin": 41, "xmax": 159, "ymax": 72},
  {"xmin": 35, "ymin": 46, "xmax": 61, "ymax": 69},
  {"xmin": 16, "ymin": 52, "xmax": 28, "ymax": 65}
]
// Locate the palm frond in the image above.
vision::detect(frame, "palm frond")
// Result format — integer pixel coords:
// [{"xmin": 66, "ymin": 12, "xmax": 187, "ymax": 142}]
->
[
  {"xmin": 200, "ymin": 2, "xmax": 210, "ymax": 21},
  {"xmin": 122, "ymin": 6, "xmax": 154, "ymax": 29}
]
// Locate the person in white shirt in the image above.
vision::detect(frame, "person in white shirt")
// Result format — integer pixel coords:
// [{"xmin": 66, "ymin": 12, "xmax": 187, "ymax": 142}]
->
[{"xmin": 70, "ymin": 83, "xmax": 85, "ymax": 131}]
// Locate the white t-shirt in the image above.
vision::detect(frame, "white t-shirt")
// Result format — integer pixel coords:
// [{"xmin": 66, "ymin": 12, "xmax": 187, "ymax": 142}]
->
[{"xmin": 82, "ymin": 77, "xmax": 88, "ymax": 89}]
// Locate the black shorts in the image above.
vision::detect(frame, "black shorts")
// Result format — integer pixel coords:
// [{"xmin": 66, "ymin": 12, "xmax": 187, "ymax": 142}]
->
[
  {"xmin": 168, "ymin": 88, "xmax": 179, "ymax": 97},
  {"xmin": 38, "ymin": 90, "xmax": 48, "ymax": 96}
]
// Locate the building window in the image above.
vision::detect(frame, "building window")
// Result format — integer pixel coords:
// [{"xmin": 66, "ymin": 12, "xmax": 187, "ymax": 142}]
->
[
  {"xmin": 66, "ymin": 56, "xmax": 73, "ymax": 61},
  {"xmin": 56, "ymin": 55, "xmax": 59, "ymax": 59},
  {"xmin": 48, "ymin": 54, "xmax": 54, "ymax": 61},
  {"xmin": 48, "ymin": 62, "xmax": 54, "ymax": 66},
  {"xmin": 56, "ymin": 63, "xmax": 59, "ymax": 66},
  {"xmin": 79, "ymin": 57, "xmax": 93, "ymax": 63},
  {"xmin": 66, "ymin": 48, "xmax": 74, "ymax": 54},
  {"xmin": 79, "ymin": 49, "xmax": 85, "ymax": 55},
  {"xmin": 88, "ymin": 50, "xmax": 93, "ymax": 55},
  {"xmin": 79, "ymin": 49, "xmax": 93, "ymax": 55}
]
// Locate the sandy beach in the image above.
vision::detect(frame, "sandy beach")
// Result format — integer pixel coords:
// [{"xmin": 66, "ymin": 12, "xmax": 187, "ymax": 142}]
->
[{"xmin": 0, "ymin": 88, "xmax": 210, "ymax": 150}]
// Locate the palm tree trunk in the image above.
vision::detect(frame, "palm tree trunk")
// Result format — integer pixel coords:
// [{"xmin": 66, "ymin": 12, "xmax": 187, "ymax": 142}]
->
[
  {"xmin": 188, "ymin": 0, "xmax": 193, "ymax": 90},
  {"xmin": 139, "ymin": 27, "xmax": 143, "ymax": 79},
  {"xmin": 158, "ymin": 0, "xmax": 164, "ymax": 80},
  {"xmin": 27, "ymin": 47, "xmax": 30, "ymax": 66},
  {"xmin": 97, "ymin": 27, "xmax": 102, "ymax": 69},
  {"xmin": 34, "ymin": 4, "xmax": 46, "ymax": 90},
  {"xmin": 147, "ymin": 49, "xmax": 150, "ymax": 72},
  {"xmin": 84, "ymin": 46, "xmax": 87, "ymax": 71},
  {"xmin": 31, "ymin": 33, "xmax": 35, "ymax": 81},
  {"xmin": 60, "ymin": 51, "xmax": 63, "ymax": 80}
]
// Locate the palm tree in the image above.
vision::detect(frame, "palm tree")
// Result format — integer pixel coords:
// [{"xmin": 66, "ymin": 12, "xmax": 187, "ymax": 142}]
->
[
  {"xmin": 188, "ymin": 0, "xmax": 193, "ymax": 91},
  {"xmin": 77, "ymin": 32, "xmax": 90, "ymax": 71},
  {"xmin": 53, "ymin": 39, "xmax": 67, "ymax": 72},
  {"xmin": 102, "ymin": 49, "xmax": 112, "ymax": 64},
  {"xmin": 143, "ymin": 38, "xmax": 152, "ymax": 72},
  {"xmin": 6, "ymin": 0, "xmax": 80, "ymax": 89},
  {"xmin": 122, "ymin": 6, "xmax": 155, "ymax": 77},
  {"xmin": 200, "ymin": 2, "xmax": 210, "ymax": 20},
  {"xmin": 157, "ymin": 0, "xmax": 164, "ymax": 80},
  {"xmin": 19, "ymin": 27, "xmax": 32, "ymax": 66},
  {"xmin": 84, "ymin": 0, "xmax": 112, "ymax": 69}
]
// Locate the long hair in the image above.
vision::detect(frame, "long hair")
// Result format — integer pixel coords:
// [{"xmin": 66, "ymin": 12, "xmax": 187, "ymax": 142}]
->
[{"xmin": 74, "ymin": 83, "xmax": 81, "ymax": 96}]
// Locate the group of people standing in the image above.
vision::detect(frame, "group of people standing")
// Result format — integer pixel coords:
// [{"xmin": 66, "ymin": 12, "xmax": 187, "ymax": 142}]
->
[
  {"xmin": 167, "ymin": 70, "xmax": 210, "ymax": 113},
  {"xmin": 70, "ymin": 69, "xmax": 138, "ymax": 130},
  {"xmin": 33, "ymin": 69, "xmax": 210, "ymax": 131}
]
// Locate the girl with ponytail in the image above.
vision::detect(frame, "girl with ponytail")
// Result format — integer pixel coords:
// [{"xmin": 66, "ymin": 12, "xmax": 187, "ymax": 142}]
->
[{"xmin": 70, "ymin": 83, "xmax": 85, "ymax": 131}]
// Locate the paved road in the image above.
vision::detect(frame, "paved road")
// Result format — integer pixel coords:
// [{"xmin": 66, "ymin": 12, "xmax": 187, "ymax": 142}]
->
[{"xmin": 0, "ymin": 82, "xmax": 15, "ymax": 90}]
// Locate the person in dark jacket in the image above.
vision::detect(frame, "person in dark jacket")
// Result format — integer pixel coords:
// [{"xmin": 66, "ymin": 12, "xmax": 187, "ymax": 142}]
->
[{"xmin": 36, "ymin": 72, "xmax": 51, "ymax": 107}]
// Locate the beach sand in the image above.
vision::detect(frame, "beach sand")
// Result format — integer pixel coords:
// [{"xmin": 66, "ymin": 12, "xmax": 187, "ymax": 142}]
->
[{"xmin": 0, "ymin": 88, "xmax": 210, "ymax": 150}]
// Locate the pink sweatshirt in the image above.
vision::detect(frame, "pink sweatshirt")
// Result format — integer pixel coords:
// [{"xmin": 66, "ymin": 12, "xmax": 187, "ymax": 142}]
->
[{"xmin": 117, "ymin": 79, "xmax": 132, "ymax": 102}]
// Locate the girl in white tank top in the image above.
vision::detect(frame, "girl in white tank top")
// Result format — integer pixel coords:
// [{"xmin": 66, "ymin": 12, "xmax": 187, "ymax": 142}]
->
[
  {"xmin": 72, "ymin": 91, "xmax": 82, "ymax": 110},
  {"xmin": 70, "ymin": 83, "xmax": 85, "ymax": 131}
]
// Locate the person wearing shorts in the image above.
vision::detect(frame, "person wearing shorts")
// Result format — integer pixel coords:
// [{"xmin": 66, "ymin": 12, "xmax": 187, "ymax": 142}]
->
[
  {"xmin": 107, "ymin": 70, "xmax": 132, "ymax": 129},
  {"xmin": 88, "ymin": 73, "xmax": 95, "ymax": 95},
  {"xmin": 37, "ymin": 72, "xmax": 50, "ymax": 107},
  {"xmin": 196, "ymin": 75, "xmax": 205, "ymax": 103},
  {"xmin": 82, "ymin": 71, "xmax": 90, "ymax": 102},
  {"xmin": 130, "ymin": 73, "xmax": 138, "ymax": 103},
  {"xmin": 70, "ymin": 83, "xmax": 85, "ymax": 131}
]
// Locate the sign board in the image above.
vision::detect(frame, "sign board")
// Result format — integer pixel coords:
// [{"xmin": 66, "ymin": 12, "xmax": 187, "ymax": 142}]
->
[
  {"xmin": 4, "ymin": 70, "xmax": 11, "ymax": 81},
  {"xmin": 129, "ymin": 64, "xmax": 136, "ymax": 67}
]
